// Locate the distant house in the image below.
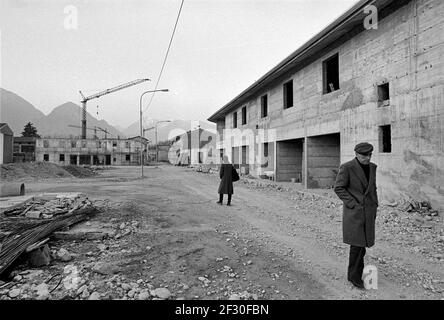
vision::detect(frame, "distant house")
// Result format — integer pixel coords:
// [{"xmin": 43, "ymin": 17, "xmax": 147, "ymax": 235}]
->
[
  {"xmin": 128, "ymin": 136, "xmax": 150, "ymax": 164},
  {"xmin": 13, "ymin": 136, "xmax": 37, "ymax": 162},
  {"xmin": 169, "ymin": 128, "xmax": 217, "ymax": 166},
  {"xmin": 0, "ymin": 123, "xmax": 14, "ymax": 164}
]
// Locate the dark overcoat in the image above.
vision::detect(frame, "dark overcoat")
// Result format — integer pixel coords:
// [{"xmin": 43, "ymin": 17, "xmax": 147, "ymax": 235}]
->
[
  {"xmin": 334, "ymin": 158, "xmax": 379, "ymax": 248},
  {"xmin": 218, "ymin": 163, "xmax": 234, "ymax": 195}
]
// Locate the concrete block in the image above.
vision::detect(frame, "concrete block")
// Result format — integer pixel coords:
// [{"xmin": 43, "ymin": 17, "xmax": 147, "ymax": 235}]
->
[
  {"xmin": 25, "ymin": 211, "xmax": 42, "ymax": 219},
  {"xmin": 27, "ymin": 244, "xmax": 51, "ymax": 267}
]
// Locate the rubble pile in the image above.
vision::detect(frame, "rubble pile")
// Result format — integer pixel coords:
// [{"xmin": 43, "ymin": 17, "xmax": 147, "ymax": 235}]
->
[
  {"xmin": 3, "ymin": 196, "xmax": 78, "ymax": 219},
  {"xmin": 1, "ymin": 193, "xmax": 92, "ymax": 218},
  {"xmin": 112, "ymin": 219, "xmax": 140, "ymax": 240},
  {"xmin": 398, "ymin": 199, "xmax": 440, "ymax": 217},
  {"xmin": 378, "ymin": 199, "xmax": 444, "ymax": 263},
  {"xmin": 62, "ymin": 166, "xmax": 98, "ymax": 178},
  {"xmin": 0, "ymin": 162, "xmax": 73, "ymax": 181},
  {"xmin": 240, "ymin": 178, "xmax": 340, "ymax": 206},
  {"xmin": 194, "ymin": 165, "xmax": 213, "ymax": 174},
  {"xmin": 240, "ymin": 179, "xmax": 290, "ymax": 191},
  {"xmin": 380, "ymin": 199, "xmax": 441, "ymax": 226},
  {"xmin": 0, "ymin": 264, "xmax": 174, "ymax": 300}
]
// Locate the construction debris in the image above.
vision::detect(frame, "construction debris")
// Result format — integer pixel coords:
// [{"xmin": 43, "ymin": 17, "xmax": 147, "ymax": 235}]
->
[
  {"xmin": 194, "ymin": 165, "xmax": 215, "ymax": 174},
  {"xmin": 398, "ymin": 199, "xmax": 439, "ymax": 216},
  {"xmin": 0, "ymin": 193, "xmax": 100, "ymax": 277},
  {"xmin": 62, "ymin": 166, "xmax": 98, "ymax": 178},
  {"xmin": 0, "ymin": 195, "xmax": 35, "ymax": 216},
  {"xmin": 1, "ymin": 192, "xmax": 86, "ymax": 217}
]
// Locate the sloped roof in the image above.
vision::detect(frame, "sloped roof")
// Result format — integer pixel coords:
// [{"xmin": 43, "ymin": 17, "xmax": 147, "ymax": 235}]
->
[
  {"xmin": 0, "ymin": 123, "xmax": 14, "ymax": 136},
  {"xmin": 128, "ymin": 136, "xmax": 150, "ymax": 144}
]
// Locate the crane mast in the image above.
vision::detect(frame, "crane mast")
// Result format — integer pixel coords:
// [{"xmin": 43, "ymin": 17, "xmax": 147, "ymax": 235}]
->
[{"xmin": 79, "ymin": 78, "xmax": 150, "ymax": 139}]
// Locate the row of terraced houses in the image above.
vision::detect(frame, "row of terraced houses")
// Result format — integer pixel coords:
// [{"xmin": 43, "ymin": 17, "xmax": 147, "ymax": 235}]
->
[{"xmin": 208, "ymin": 0, "xmax": 444, "ymax": 211}]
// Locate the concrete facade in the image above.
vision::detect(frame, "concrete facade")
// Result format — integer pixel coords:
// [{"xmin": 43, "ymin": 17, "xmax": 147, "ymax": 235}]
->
[
  {"xmin": 35, "ymin": 137, "xmax": 148, "ymax": 166},
  {"xmin": 0, "ymin": 123, "xmax": 14, "ymax": 164},
  {"xmin": 209, "ymin": 0, "xmax": 444, "ymax": 211}
]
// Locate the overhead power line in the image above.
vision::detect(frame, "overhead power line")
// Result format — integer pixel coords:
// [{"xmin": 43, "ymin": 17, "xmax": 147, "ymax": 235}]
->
[{"xmin": 143, "ymin": 0, "xmax": 185, "ymax": 116}]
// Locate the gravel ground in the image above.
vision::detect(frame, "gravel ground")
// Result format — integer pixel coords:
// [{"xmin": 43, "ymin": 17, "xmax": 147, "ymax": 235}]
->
[{"xmin": 1, "ymin": 165, "xmax": 442, "ymax": 300}]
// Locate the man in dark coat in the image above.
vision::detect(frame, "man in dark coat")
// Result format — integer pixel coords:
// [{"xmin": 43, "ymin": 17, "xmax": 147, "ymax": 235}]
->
[
  {"xmin": 217, "ymin": 155, "xmax": 234, "ymax": 206},
  {"xmin": 334, "ymin": 142, "xmax": 378, "ymax": 289}
]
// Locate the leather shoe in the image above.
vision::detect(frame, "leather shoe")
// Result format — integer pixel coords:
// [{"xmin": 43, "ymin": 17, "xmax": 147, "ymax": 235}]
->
[
  {"xmin": 216, "ymin": 201, "xmax": 222, "ymax": 205},
  {"xmin": 227, "ymin": 203, "xmax": 231, "ymax": 206},
  {"xmin": 348, "ymin": 279, "xmax": 365, "ymax": 289}
]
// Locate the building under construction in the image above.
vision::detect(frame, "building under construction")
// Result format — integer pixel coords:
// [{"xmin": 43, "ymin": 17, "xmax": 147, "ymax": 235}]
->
[{"xmin": 34, "ymin": 136, "xmax": 149, "ymax": 166}]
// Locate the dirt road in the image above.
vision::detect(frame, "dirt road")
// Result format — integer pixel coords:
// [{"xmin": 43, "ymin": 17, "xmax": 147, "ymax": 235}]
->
[{"xmin": 11, "ymin": 164, "xmax": 444, "ymax": 300}]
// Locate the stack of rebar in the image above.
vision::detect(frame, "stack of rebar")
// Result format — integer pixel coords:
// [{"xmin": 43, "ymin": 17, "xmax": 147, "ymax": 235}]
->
[{"xmin": 0, "ymin": 205, "xmax": 98, "ymax": 276}]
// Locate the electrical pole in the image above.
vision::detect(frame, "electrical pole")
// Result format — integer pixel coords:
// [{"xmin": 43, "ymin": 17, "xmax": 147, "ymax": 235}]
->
[
  {"xmin": 140, "ymin": 104, "xmax": 144, "ymax": 177},
  {"xmin": 155, "ymin": 126, "xmax": 158, "ymax": 163}
]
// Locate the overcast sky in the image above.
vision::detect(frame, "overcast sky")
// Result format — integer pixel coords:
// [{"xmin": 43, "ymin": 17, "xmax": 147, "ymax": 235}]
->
[{"xmin": 0, "ymin": 0, "xmax": 358, "ymax": 128}]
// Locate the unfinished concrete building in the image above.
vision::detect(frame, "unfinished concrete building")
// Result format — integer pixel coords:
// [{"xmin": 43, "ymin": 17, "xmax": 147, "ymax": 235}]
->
[
  {"xmin": 208, "ymin": 0, "xmax": 444, "ymax": 211},
  {"xmin": 35, "ymin": 137, "xmax": 148, "ymax": 166},
  {"xmin": 169, "ymin": 128, "xmax": 217, "ymax": 166}
]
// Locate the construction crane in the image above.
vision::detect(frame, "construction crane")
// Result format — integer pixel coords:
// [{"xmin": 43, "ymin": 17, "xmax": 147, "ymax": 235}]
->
[
  {"xmin": 79, "ymin": 78, "xmax": 150, "ymax": 139},
  {"xmin": 68, "ymin": 124, "xmax": 110, "ymax": 139}
]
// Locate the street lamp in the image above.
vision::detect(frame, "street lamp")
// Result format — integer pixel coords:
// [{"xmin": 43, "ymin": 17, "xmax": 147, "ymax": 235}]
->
[{"xmin": 139, "ymin": 89, "xmax": 169, "ymax": 177}]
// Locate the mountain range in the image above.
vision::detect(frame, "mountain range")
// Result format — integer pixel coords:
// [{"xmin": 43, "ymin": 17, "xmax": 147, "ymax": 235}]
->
[{"xmin": 0, "ymin": 87, "xmax": 215, "ymax": 142}]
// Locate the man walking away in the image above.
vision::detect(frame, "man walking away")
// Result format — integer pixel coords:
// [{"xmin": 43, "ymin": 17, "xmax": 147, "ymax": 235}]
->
[
  {"xmin": 334, "ymin": 142, "xmax": 379, "ymax": 289},
  {"xmin": 217, "ymin": 155, "xmax": 234, "ymax": 206}
]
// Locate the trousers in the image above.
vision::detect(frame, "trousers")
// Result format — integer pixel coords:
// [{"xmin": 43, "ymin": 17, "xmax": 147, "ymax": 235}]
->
[
  {"xmin": 348, "ymin": 245, "xmax": 366, "ymax": 283},
  {"xmin": 219, "ymin": 193, "xmax": 232, "ymax": 204}
]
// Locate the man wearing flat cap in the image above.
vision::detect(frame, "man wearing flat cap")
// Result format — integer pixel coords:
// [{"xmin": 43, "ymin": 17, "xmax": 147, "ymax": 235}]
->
[{"xmin": 334, "ymin": 142, "xmax": 378, "ymax": 289}]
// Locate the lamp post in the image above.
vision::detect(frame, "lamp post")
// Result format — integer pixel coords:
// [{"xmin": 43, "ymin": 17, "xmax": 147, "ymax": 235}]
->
[
  {"xmin": 139, "ymin": 89, "xmax": 169, "ymax": 177},
  {"xmin": 155, "ymin": 120, "xmax": 172, "ymax": 163}
]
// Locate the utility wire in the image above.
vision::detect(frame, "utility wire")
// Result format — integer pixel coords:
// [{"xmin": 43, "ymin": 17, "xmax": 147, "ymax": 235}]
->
[{"xmin": 143, "ymin": 0, "xmax": 185, "ymax": 117}]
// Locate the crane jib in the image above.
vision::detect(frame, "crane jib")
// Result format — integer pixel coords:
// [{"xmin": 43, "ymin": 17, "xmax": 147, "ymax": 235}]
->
[{"xmin": 79, "ymin": 78, "xmax": 150, "ymax": 139}]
